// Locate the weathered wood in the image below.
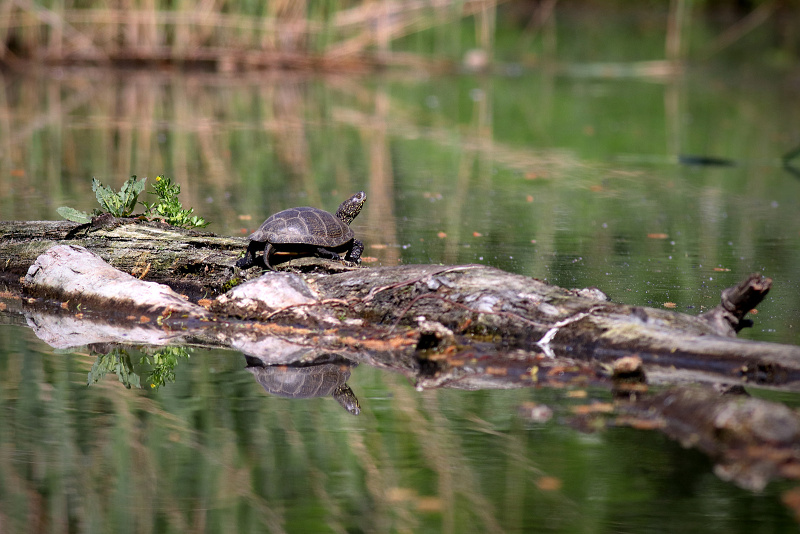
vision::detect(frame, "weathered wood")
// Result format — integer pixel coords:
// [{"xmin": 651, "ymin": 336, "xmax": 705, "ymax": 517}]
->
[
  {"xmin": 700, "ymin": 272, "xmax": 772, "ymax": 336},
  {"xmin": 24, "ymin": 245, "xmax": 209, "ymax": 318},
  {"xmin": 0, "ymin": 219, "xmax": 245, "ymax": 299}
]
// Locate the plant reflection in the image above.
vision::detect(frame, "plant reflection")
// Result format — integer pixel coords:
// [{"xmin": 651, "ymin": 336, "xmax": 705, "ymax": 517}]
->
[
  {"xmin": 87, "ymin": 345, "xmax": 191, "ymax": 390},
  {"xmin": 86, "ymin": 344, "xmax": 361, "ymax": 414}
]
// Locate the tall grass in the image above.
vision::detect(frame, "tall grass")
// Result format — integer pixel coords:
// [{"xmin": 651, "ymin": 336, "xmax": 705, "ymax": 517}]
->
[{"xmin": 0, "ymin": 0, "xmax": 503, "ymax": 70}]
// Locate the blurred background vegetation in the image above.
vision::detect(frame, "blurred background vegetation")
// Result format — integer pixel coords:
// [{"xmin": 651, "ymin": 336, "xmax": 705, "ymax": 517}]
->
[
  {"xmin": 2, "ymin": 0, "xmax": 800, "ymax": 70},
  {"xmin": 1, "ymin": 0, "xmax": 799, "ymax": 342},
  {"xmin": 2, "ymin": 2, "xmax": 800, "ymax": 531}
]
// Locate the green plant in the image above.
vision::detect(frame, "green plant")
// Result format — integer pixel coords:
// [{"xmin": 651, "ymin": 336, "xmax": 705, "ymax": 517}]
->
[
  {"xmin": 94, "ymin": 176, "xmax": 147, "ymax": 216},
  {"xmin": 141, "ymin": 175, "xmax": 209, "ymax": 228},
  {"xmin": 57, "ymin": 176, "xmax": 147, "ymax": 223},
  {"xmin": 57, "ymin": 174, "xmax": 210, "ymax": 228},
  {"xmin": 87, "ymin": 347, "xmax": 141, "ymax": 389},
  {"xmin": 222, "ymin": 276, "xmax": 243, "ymax": 292},
  {"xmin": 144, "ymin": 346, "xmax": 192, "ymax": 389}
]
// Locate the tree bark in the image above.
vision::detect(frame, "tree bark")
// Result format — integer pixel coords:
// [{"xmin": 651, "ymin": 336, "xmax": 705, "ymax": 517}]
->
[{"xmin": 0, "ymin": 219, "xmax": 244, "ymax": 299}]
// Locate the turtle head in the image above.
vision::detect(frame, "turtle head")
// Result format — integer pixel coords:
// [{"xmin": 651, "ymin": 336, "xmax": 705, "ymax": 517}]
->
[
  {"xmin": 335, "ymin": 191, "xmax": 366, "ymax": 226},
  {"xmin": 333, "ymin": 384, "xmax": 361, "ymax": 415}
]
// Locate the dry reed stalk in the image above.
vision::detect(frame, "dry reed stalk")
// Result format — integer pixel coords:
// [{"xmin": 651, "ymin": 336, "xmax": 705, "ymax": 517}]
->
[
  {"xmin": 361, "ymin": 88, "xmax": 401, "ymax": 265},
  {"xmin": 10, "ymin": 0, "xmax": 107, "ymax": 59},
  {"xmin": 390, "ymin": 382, "xmax": 506, "ymax": 534},
  {"xmin": 666, "ymin": 0, "xmax": 689, "ymax": 61},
  {"xmin": 327, "ymin": 0, "xmax": 505, "ymax": 58},
  {"xmin": 331, "ymin": 105, "xmax": 584, "ymax": 179},
  {"xmin": 1, "ymin": 0, "xmax": 502, "ymax": 69},
  {"xmin": 701, "ymin": 0, "xmax": 777, "ymax": 59}
]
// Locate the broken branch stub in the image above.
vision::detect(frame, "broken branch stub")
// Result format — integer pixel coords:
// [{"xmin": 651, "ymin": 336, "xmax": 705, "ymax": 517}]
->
[{"xmin": 700, "ymin": 272, "xmax": 772, "ymax": 336}]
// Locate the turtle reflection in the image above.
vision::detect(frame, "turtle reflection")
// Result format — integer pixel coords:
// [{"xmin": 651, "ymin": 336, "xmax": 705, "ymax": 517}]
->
[{"xmin": 245, "ymin": 355, "xmax": 361, "ymax": 415}]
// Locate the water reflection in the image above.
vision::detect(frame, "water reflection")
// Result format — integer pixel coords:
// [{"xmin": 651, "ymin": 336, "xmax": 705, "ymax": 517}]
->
[
  {"xmin": 245, "ymin": 354, "xmax": 361, "ymax": 415},
  {"xmin": 83, "ymin": 341, "xmax": 361, "ymax": 414},
  {"xmin": 87, "ymin": 345, "xmax": 191, "ymax": 389},
  {"xmin": 783, "ymin": 143, "xmax": 800, "ymax": 179},
  {"xmin": 3, "ymin": 308, "xmax": 800, "ymax": 531}
]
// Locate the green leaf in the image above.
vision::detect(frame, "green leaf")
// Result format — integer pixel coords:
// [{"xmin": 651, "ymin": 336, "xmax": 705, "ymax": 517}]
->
[
  {"xmin": 87, "ymin": 349, "xmax": 141, "ymax": 389},
  {"xmin": 57, "ymin": 206, "xmax": 92, "ymax": 223},
  {"xmin": 147, "ymin": 346, "xmax": 191, "ymax": 389},
  {"xmin": 92, "ymin": 177, "xmax": 118, "ymax": 214},
  {"xmin": 118, "ymin": 353, "xmax": 141, "ymax": 389},
  {"xmin": 91, "ymin": 176, "xmax": 145, "ymax": 217},
  {"xmin": 189, "ymin": 215, "xmax": 210, "ymax": 228},
  {"xmin": 142, "ymin": 175, "xmax": 210, "ymax": 228},
  {"xmin": 119, "ymin": 176, "xmax": 147, "ymax": 215}
]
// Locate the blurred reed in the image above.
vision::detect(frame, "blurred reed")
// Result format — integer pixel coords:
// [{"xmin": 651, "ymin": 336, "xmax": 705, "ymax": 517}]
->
[{"xmin": 0, "ymin": 0, "xmax": 503, "ymax": 70}]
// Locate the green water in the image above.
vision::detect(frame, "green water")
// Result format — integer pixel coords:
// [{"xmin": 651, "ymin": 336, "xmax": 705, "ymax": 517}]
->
[
  {"xmin": 2, "ymin": 15, "xmax": 800, "ymax": 531},
  {"xmin": 0, "ymin": 334, "xmax": 797, "ymax": 532}
]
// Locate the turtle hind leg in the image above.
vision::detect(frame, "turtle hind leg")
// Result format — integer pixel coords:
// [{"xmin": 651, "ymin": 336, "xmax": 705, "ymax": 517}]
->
[
  {"xmin": 263, "ymin": 243, "xmax": 276, "ymax": 270},
  {"xmin": 345, "ymin": 239, "xmax": 364, "ymax": 264}
]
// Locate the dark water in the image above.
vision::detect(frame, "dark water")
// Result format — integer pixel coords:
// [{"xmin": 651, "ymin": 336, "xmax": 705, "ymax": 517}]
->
[{"xmin": 2, "ymin": 35, "xmax": 800, "ymax": 532}]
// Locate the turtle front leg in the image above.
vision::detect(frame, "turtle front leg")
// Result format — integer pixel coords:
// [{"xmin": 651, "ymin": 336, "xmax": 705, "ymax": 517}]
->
[
  {"xmin": 345, "ymin": 239, "xmax": 364, "ymax": 264},
  {"xmin": 313, "ymin": 248, "xmax": 343, "ymax": 261},
  {"xmin": 236, "ymin": 241, "xmax": 260, "ymax": 269}
]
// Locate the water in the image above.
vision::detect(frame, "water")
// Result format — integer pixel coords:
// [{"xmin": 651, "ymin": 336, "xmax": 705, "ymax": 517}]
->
[
  {"xmin": 2, "ymin": 50, "xmax": 800, "ymax": 531},
  {"xmin": 0, "ymin": 332, "xmax": 796, "ymax": 532}
]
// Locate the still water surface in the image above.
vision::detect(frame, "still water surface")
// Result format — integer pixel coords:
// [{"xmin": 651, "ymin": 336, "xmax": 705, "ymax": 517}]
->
[{"xmin": 1, "ymin": 58, "xmax": 799, "ymax": 531}]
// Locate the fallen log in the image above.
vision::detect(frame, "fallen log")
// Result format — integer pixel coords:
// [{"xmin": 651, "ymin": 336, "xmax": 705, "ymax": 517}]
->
[
  {"xmin": 0, "ymin": 219, "xmax": 243, "ymax": 300},
  {"xmin": 3, "ymin": 220, "xmax": 800, "ymax": 495},
  {"xmin": 2, "ymin": 219, "xmax": 800, "ymax": 389}
]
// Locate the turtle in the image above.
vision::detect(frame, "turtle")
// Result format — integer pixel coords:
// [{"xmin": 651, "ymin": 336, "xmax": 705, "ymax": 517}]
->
[
  {"xmin": 236, "ymin": 191, "xmax": 366, "ymax": 270},
  {"xmin": 245, "ymin": 358, "xmax": 361, "ymax": 415}
]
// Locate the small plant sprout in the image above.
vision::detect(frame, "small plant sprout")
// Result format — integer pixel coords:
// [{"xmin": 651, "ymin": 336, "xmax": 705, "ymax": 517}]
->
[
  {"xmin": 94, "ymin": 176, "xmax": 147, "ymax": 216},
  {"xmin": 141, "ymin": 175, "xmax": 209, "ymax": 229}
]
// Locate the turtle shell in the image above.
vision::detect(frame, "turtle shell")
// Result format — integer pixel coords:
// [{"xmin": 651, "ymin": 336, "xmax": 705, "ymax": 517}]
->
[
  {"xmin": 247, "ymin": 362, "xmax": 360, "ymax": 415},
  {"xmin": 247, "ymin": 362, "xmax": 351, "ymax": 399},
  {"xmin": 250, "ymin": 206, "xmax": 353, "ymax": 248}
]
